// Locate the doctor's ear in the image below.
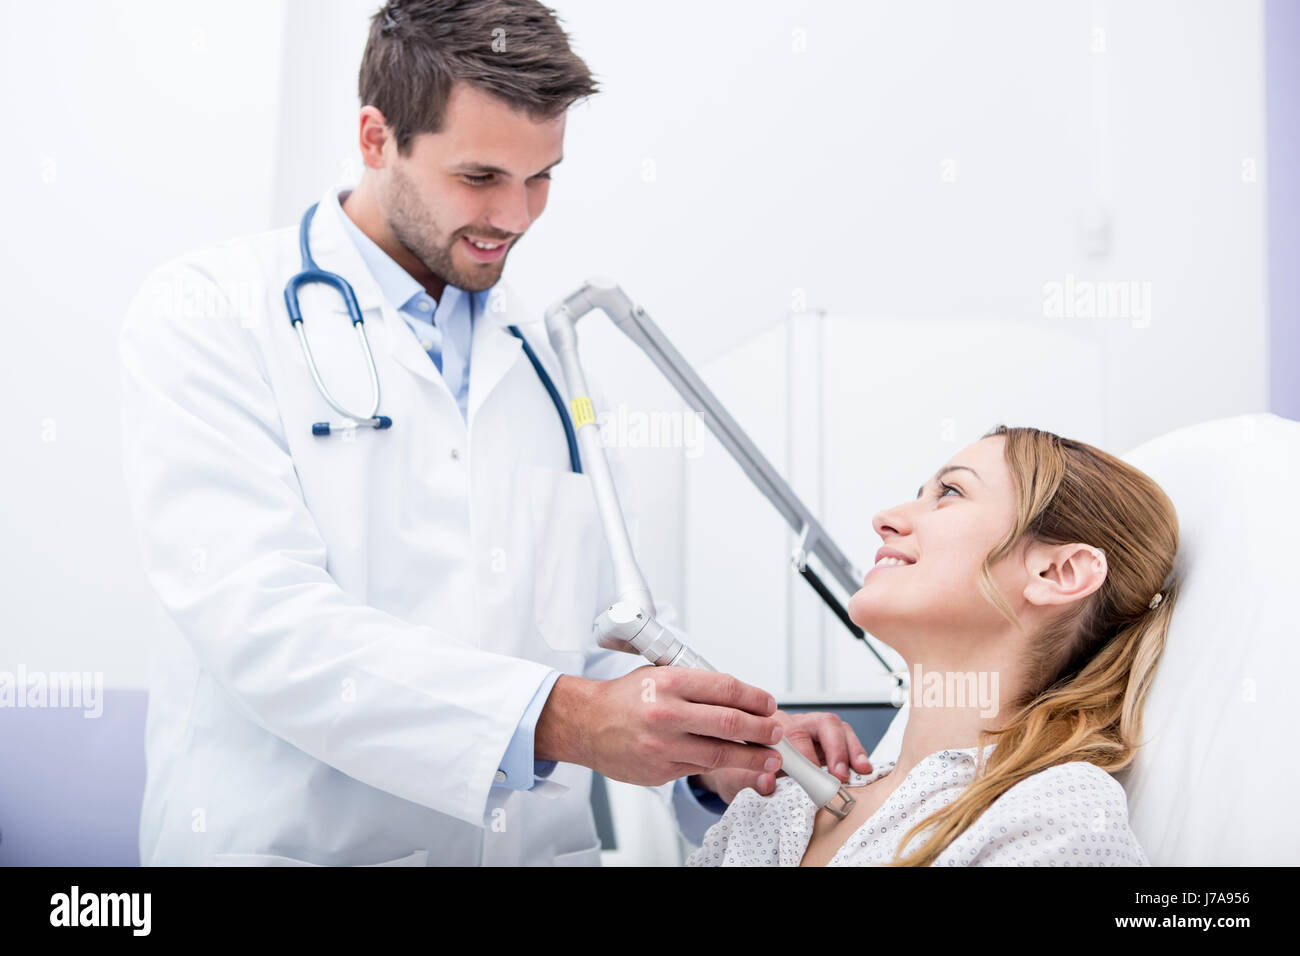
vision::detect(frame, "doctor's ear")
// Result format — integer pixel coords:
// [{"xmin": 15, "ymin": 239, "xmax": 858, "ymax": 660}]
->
[
  {"xmin": 357, "ymin": 106, "xmax": 395, "ymax": 168},
  {"xmin": 1021, "ymin": 541, "xmax": 1107, "ymax": 608}
]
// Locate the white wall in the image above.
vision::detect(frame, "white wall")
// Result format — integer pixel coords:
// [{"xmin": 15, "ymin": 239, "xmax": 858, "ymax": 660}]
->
[
  {"xmin": 1, "ymin": 1, "xmax": 287, "ymax": 684},
  {"xmin": 540, "ymin": 0, "xmax": 1266, "ymax": 445}
]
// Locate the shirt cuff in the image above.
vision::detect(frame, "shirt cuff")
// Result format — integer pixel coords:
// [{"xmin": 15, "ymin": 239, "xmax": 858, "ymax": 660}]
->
[
  {"xmin": 672, "ymin": 775, "xmax": 728, "ymax": 846},
  {"xmin": 495, "ymin": 669, "xmax": 562, "ymax": 791}
]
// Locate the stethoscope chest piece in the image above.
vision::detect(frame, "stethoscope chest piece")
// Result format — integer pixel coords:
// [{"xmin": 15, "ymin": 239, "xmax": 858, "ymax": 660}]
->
[{"xmin": 310, "ymin": 416, "xmax": 392, "ymax": 437}]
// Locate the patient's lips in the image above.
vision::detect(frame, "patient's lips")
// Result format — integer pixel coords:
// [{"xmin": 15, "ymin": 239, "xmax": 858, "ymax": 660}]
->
[
  {"xmin": 866, "ymin": 560, "xmax": 915, "ymax": 584},
  {"xmin": 865, "ymin": 546, "xmax": 916, "ymax": 581}
]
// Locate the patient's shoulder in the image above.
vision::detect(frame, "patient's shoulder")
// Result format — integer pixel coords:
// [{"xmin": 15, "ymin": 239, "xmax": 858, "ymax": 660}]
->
[
  {"xmin": 955, "ymin": 759, "xmax": 1148, "ymax": 866},
  {"xmin": 994, "ymin": 759, "xmax": 1137, "ymax": 829},
  {"xmin": 1018, "ymin": 757, "xmax": 1119, "ymax": 782},
  {"xmin": 1013, "ymin": 758, "xmax": 1132, "ymax": 804}
]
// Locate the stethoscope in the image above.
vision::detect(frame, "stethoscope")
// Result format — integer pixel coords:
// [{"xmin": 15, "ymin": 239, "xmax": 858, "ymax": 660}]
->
[{"xmin": 284, "ymin": 202, "xmax": 582, "ymax": 474}]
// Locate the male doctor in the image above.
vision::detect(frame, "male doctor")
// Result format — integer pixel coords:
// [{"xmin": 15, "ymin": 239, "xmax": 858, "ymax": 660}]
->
[{"xmin": 118, "ymin": 0, "xmax": 871, "ymax": 866}]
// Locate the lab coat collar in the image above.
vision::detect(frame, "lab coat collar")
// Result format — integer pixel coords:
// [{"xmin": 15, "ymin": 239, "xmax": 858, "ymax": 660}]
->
[{"xmin": 303, "ymin": 183, "xmax": 529, "ymax": 422}]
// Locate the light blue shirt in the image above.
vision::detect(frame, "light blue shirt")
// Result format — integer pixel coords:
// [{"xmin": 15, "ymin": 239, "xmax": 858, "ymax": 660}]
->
[{"xmin": 333, "ymin": 191, "xmax": 725, "ymax": 845}]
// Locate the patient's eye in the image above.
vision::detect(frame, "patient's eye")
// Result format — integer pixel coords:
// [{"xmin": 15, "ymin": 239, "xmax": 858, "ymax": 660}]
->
[{"xmin": 916, "ymin": 478, "xmax": 965, "ymax": 500}]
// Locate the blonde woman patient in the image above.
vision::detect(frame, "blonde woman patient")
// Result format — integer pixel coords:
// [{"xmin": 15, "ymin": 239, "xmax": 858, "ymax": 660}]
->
[{"xmin": 686, "ymin": 424, "xmax": 1179, "ymax": 867}]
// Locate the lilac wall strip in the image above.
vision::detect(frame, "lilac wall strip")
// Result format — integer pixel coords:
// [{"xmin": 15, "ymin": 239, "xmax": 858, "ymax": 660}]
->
[
  {"xmin": 1268, "ymin": 0, "xmax": 1300, "ymax": 418},
  {"xmin": 0, "ymin": 690, "xmax": 146, "ymax": 866}
]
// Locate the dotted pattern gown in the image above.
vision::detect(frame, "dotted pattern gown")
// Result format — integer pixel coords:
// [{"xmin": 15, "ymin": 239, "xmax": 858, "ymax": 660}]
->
[{"xmin": 684, "ymin": 745, "xmax": 1150, "ymax": 867}]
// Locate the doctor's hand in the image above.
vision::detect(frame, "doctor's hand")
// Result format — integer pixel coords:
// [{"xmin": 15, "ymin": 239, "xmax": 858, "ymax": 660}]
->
[
  {"xmin": 690, "ymin": 710, "xmax": 872, "ymax": 805},
  {"xmin": 535, "ymin": 666, "xmax": 791, "ymax": 788}
]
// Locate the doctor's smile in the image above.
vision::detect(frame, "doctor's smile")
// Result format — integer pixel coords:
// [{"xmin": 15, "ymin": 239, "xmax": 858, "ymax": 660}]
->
[{"xmin": 460, "ymin": 233, "xmax": 512, "ymax": 261}]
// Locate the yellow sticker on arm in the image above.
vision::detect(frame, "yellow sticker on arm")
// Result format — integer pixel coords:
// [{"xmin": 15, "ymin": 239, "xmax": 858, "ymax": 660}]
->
[{"xmin": 570, "ymin": 396, "xmax": 595, "ymax": 429}]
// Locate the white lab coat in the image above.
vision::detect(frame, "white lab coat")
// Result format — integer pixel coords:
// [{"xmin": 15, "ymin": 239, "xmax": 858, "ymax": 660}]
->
[{"xmin": 118, "ymin": 183, "xmax": 691, "ymax": 866}]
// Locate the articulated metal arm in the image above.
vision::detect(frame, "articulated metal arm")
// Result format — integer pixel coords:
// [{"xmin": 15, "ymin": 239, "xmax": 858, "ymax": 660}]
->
[
  {"xmin": 545, "ymin": 277, "xmax": 896, "ymax": 676},
  {"xmin": 543, "ymin": 277, "xmax": 899, "ymax": 821}
]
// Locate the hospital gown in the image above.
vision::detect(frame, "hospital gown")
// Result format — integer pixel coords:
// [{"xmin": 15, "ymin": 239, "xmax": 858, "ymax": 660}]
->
[{"xmin": 684, "ymin": 745, "xmax": 1149, "ymax": 866}]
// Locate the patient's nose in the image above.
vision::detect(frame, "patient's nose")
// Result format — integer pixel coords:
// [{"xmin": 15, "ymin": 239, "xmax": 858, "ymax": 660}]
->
[{"xmin": 872, "ymin": 508, "xmax": 910, "ymax": 539}]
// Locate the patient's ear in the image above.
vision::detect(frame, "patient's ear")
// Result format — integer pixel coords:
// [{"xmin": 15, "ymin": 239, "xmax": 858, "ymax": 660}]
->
[{"xmin": 1021, "ymin": 541, "xmax": 1107, "ymax": 608}]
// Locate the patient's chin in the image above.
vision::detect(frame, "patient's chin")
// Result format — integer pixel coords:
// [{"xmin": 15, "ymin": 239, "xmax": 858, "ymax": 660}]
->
[{"xmin": 846, "ymin": 590, "xmax": 912, "ymax": 644}]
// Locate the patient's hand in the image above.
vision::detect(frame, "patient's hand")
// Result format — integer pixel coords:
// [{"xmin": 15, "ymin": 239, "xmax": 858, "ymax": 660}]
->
[{"xmin": 692, "ymin": 710, "xmax": 872, "ymax": 805}]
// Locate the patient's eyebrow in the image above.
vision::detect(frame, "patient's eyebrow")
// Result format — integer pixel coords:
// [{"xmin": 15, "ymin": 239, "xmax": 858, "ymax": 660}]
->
[{"xmin": 916, "ymin": 465, "xmax": 982, "ymax": 499}]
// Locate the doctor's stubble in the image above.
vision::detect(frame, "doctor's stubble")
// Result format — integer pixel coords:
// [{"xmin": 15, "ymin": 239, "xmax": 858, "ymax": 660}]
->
[{"xmin": 380, "ymin": 158, "xmax": 515, "ymax": 296}]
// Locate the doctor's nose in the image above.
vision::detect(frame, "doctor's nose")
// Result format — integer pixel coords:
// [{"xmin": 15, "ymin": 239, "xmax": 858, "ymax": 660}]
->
[{"xmin": 489, "ymin": 184, "xmax": 539, "ymax": 237}]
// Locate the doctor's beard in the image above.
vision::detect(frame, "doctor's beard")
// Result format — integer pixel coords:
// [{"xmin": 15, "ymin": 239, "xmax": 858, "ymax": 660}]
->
[{"xmin": 384, "ymin": 161, "xmax": 510, "ymax": 294}]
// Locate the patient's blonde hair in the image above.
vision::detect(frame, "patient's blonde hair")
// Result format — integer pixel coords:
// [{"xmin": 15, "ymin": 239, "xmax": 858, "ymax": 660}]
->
[{"xmin": 880, "ymin": 424, "xmax": 1179, "ymax": 867}]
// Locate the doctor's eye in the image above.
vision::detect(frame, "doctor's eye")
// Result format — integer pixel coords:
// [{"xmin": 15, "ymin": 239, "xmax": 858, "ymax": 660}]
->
[{"xmin": 461, "ymin": 173, "xmax": 550, "ymax": 186}]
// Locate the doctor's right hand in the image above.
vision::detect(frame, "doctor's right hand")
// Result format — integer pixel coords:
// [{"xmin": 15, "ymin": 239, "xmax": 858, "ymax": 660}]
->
[{"xmin": 534, "ymin": 665, "xmax": 785, "ymax": 787}]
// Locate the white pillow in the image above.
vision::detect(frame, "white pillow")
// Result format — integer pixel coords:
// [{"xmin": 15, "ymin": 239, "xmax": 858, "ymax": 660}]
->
[{"xmin": 869, "ymin": 413, "xmax": 1300, "ymax": 864}]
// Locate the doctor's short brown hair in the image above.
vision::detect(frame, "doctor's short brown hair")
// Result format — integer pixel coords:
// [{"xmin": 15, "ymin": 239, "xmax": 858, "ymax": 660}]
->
[{"xmin": 358, "ymin": 0, "xmax": 600, "ymax": 156}]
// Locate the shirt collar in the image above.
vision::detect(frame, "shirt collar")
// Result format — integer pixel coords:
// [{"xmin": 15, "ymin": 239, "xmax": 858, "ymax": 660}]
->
[{"xmin": 331, "ymin": 188, "xmax": 491, "ymax": 319}]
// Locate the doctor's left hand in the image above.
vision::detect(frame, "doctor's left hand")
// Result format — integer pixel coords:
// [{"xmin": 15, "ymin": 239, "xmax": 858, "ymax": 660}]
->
[{"xmin": 691, "ymin": 710, "xmax": 872, "ymax": 805}]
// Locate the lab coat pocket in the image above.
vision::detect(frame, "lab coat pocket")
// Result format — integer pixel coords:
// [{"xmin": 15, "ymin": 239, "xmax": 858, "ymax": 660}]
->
[{"xmin": 530, "ymin": 464, "xmax": 604, "ymax": 655}]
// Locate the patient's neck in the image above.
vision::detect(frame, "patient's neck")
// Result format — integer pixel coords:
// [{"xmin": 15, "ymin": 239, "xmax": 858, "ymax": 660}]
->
[{"xmin": 883, "ymin": 658, "xmax": 1017, "ymax": 788}]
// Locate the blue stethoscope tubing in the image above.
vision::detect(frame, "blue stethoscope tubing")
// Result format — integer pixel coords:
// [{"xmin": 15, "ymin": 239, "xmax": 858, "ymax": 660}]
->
[
  {"xmin": 285, "ymin": 202, "xmax": 582, "ymax": 475},
  {"xmin": 509, "ymin": 325, "xmax": 583, "ymax": 474}
]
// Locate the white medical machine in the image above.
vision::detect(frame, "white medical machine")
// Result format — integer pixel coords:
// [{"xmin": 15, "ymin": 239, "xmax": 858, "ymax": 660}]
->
[{"xmin": 545, "ymin": 277, "xmax": 905, "ymax": 821}]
